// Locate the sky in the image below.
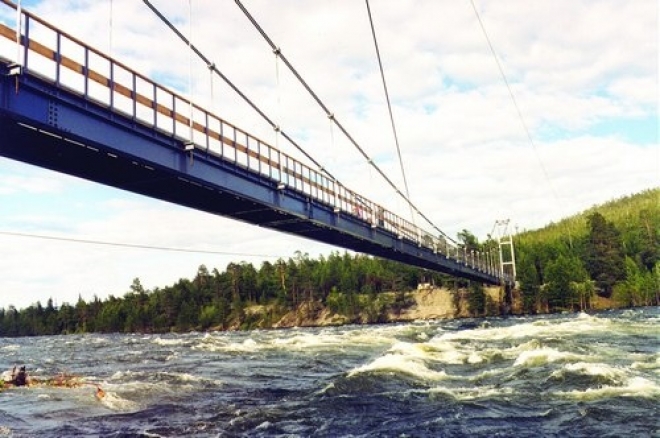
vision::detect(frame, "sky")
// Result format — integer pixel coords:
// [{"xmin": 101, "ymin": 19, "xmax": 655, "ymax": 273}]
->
[{"xmin": 0, "ymin": 0, "xmax": 657, "ymax": 310}]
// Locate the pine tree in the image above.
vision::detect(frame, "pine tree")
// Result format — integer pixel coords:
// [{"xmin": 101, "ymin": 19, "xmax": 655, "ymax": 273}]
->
[
  {"xmin": 544, "ymin": 255, "xmax": 588, "ymax": 311},
  {"xmin": 518, "ymin": 255, "xmax": 540, "ymax": 314},
  {"xmin": 584, "ymin": 212, "xmax": 625, "ymax": 297}
]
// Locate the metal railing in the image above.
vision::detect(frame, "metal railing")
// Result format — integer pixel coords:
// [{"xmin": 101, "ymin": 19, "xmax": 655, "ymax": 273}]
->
[{"xmin": 0, "ymin": 0, "xmax": 510, "ymax": 283}]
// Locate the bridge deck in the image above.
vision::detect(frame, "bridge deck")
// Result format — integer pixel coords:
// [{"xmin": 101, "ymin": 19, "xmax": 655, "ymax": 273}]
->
[{"xmin": 0, "ymin": 1, "xmax": 511, "ymax": 286}]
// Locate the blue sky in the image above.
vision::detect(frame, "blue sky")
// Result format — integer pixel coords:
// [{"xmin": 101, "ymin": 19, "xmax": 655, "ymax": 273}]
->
[
  {"xmin": 0, "ymin": 0, "xmax": 657, "ymax": 309},
  {"xmin": 536, "ymin": 114, "xmax": 657, "ymax": 145}
]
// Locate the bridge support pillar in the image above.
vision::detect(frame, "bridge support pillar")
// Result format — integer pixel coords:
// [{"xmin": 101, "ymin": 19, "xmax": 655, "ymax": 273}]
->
[{"xmin": 500, "ymin": 282, "xmax": 513, "ymax": 316}]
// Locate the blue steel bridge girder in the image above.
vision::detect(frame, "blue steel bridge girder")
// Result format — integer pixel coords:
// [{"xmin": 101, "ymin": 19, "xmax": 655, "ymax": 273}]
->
[{"xmin": 0, "ymin": 60, "xmax": 504, "ymax": 286}]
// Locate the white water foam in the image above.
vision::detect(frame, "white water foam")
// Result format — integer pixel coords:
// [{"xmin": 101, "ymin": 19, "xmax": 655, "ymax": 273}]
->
[
  {"xmin": 438, "ymin": 314, "xmax": 611, "ymax": 343},
  {"xmin": 98, "ymin": 389, "xmax": 140, "ymax": 411},
  {"xmin": 557, "ymin": 376, "xmax": 660, "ymax": 400},
  {"xmin": 191, "ymin": 336, "xmax": 258, "ymax": 353},
  {"xmin": 348, "ymin": 342, "xmax": 450, "ymax": 381},
  {"xmin": 152, "ymin": 337, "xmax": 188, "ymax": 346},
  {"xmin": 192, "ymin": 328, "xmax": 398, "ymax": 354},
  {"xmin": 514, "ymin": 347, "xmax": 583, "ymax": 368},
  {"xmin": 270, "ymin": 329, "xmax": 395, "ymax": 351},
  {"xmin": 426, "ymin": 334, "xmax": 549, "ymax": 366},
  {"xmin": 631, "ymin": 353, "xmax": 660, "ymax": 373},
  {"xmin": 429, "ymin": 384, "xmax": 516, "ymax": 400},
  {"xmin": 550, "ymin": 362, "xmax": 628, "ymax": 384},
  {"xmin": 385, "ymin": 341, "xmax": 474, "ymax": 369},
  {"xmin": 348, "ymin": 353, "xmax": 448, "ymax": 381}
]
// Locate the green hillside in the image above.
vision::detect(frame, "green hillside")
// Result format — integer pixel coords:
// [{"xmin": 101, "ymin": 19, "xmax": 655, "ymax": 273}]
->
[
  {"xmin": 518, "ymin": 188, "xmax": 659, "ymax": 245},
  {"xmin": 515, "ymin": 187, "xmax": 659, "ymax": 312}
]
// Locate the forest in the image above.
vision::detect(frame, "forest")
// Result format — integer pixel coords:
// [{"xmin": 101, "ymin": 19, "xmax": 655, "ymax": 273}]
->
[
  {"xmin": 0, "ymin": 188, "xmax": 657, "ymax": 337},
  {"xmin": 0, "ymin": 252, "xmax": 450, "ymax": 336},
  {"xmin": 515, "ymin": 188, "xmax": 659, "ymax": 313}
]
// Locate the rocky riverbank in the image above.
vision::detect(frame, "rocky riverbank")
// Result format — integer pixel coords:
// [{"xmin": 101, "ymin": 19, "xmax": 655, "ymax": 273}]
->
[
  {"xmin": 232, "ymin": 286, "xmax": 498, "ymax": 330},
  {"xmin": 233, "ymin": 286, "xmax": 618, "ymax": 331}
]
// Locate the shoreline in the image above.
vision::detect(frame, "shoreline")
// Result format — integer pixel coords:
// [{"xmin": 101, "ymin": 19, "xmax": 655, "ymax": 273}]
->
[{"xmin": 232, "ymin": 286, "xmax": 620, "ymax": 331}]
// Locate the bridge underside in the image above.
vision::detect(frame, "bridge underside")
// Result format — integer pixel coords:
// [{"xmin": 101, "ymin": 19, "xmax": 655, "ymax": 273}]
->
[{"xmin": 0, "ymin": 61, "xmax": 503, "ymax": 285}]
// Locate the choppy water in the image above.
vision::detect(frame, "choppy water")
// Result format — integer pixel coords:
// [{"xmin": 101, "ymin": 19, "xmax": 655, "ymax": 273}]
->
[{"xmin": 0, "ymin": 308, "xmax": 658, "ymax": 437}]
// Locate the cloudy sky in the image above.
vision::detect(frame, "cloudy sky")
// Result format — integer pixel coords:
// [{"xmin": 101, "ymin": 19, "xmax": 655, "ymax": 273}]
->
[{"xmin": 0, "ymin": 0, "xmax": 657, "ymax": 309}]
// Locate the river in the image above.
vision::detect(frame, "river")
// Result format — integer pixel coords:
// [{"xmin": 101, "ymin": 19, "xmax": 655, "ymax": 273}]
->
[{"xmin": 0, "ymin": 307, "xmax": 658, "ymax": 437}]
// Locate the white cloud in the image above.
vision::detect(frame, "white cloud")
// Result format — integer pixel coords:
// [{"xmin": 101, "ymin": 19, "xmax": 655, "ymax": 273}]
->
[
  {"xmin": 0, "ymin": 0, "xmax": 657, "ymax": 309},
  {"xmin": 0, "ymin": 161, "xmax": 65, "ymax": 195}
]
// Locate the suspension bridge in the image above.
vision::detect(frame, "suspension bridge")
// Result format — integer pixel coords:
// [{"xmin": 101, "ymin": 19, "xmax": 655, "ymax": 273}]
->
[{"xmin": 0, "ymin": 1, "xmax": 514, "ymax": 287}]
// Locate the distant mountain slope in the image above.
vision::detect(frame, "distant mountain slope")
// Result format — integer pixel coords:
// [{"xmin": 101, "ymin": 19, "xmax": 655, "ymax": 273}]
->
[
  {"xmin": 519, "ymin": 188, "xmax": 659, "ymax": 245},
  {"xmin": 515, "ymin": 187, "xmax": 659, "ymax": 312}
]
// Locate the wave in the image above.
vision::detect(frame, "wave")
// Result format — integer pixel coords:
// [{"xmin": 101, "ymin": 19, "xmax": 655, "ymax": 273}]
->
[
  {"xmin": 429, "ymin": 384, "xmax": 516, "ymax": 401},
  {"xmin": 349, "ymin": 354, "xmax": 448, "ymax": 381},
  {"xmin": 348, "ymin": 343, "xmax": 448, "ymax": 382},
  {"xmin": 269, "ymin": 327, "xmax": 399, "ymax": 351},
  {"xmin": 108, "ymin": 370, "xmax": 222, "ymax": 388},
  {"xmin": 86, "ymin": 336, "xmax": 110, "ymax": 345},
  {"xmin": 192, "ymin": 337, "xmax": 259, "ymax": 353},
  {"xmin": 548, "ymin": 362, "xmax": 630, "ymax": 390},
  {"xmin": 438, "ymin": 313, "xmax": 614, "ymax": 344},
  {"xmin": 557, "ymin": 376, "xmax": 660, "ymax": 401},
  {"xmin": 151, "ymin": 337, "xmax": 189, "ymax": 347},
  {"xmin": 97, "ymin": 387, "xmax": 141, "ymax": 411},
  {"xmin": 191, "ymin": 327, "xmax": 398, "ymax": 354},
  {"xmin": 555, "ymin": 362, "xmax": 627, "ymax": 379},
  {"xmin": 426, "ymin": 335, "xmax": 515, "ymax": 365},
  {"xmin": 514, "ymin": 347, "xmax": 584, "ymax": 368},
  {"xmin": 425, "ymin": 335, "xmax": 569, "ymax": 369},
  {"xmin": 631, "ymin": 353, "xmax": 660, "ymax": 372},
  {"xmin": 86, "ymin": 369, "xmax": 225, "ymax": 414}
]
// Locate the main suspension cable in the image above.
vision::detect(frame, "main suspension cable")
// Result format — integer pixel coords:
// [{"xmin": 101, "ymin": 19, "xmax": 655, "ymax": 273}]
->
[
  {"xmin": 469, "ymin": 0, "xmax": 570, "ymax": 245},
  {"xmin": 234, "ymin": 0, "xmax": 454, "ymax": 243},
  {"xmin": 364, "ymin": 0, "xmax": 414, "ymax": 225},
  {"xmin": 141, "ymin": 0, "xmax": 336, "ymax": 183}
]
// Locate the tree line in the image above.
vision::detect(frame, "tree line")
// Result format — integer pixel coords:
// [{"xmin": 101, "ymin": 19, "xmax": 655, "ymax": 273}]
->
[
  {"xmin": 1, "ymin": 188, "xmax": 657, "ymax": 337},
  {"xmin": 0, "ymin": 251, "xmax": 456, "ymax": 336}
]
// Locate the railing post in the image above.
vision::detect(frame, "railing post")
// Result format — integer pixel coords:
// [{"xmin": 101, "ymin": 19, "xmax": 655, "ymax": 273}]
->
[
  {"xmin": 171, "ymin": 93, "xmax": 176, "ymax": 137},
  {"xmin": 109, "ymin": 60, "xmax": 115, "ymax": 111},
  {"xmin": 231, "ymin": 127, "xmax": 237, "ymax": 164},
  {"xmin": 83, "ymin": 47, "xmax": 89, "ymax": 98},
  {"xmin": 204, "ymin": 112, "xmax": 210, "ymax": 154},
  {"xmin": 257, "ymin": 139, "xmax": 263, "ymax": 174},
  {"xmin": 152, "ymin": 83, "xmax": 157, "ymax": 128},
  {"xmin": 22, "ymin": 14, "xmax": 29, "ymax": 71},
  {"xmin": 219, "ymin": 121, "xmax": 224, "ymax": 158},
  {"xmin": 132, "ymin": 72, "xmax": 137, "ymax": 121},
  {"xmin": 15, "ymin": 0, "xmax": 22, "ymax": 66}
]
